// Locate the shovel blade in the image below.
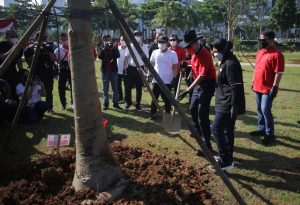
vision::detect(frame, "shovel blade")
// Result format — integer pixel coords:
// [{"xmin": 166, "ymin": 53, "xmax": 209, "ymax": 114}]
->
[{"xmin": 163, "ymin": 112, "xmax": 181, "ymax": 134}]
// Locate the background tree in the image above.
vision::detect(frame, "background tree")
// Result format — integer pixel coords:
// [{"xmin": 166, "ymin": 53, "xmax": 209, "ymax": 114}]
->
[
  {"xmin": 216, "ymin": 0, "xmax": 249, "ymax": 41},
  {"xmin": 68, "ymin": 0, "xmax": 123, "ymax": 192},
  {"xmin": 269, "ymin": 0, "xmax": 297, "ymax": 35}
]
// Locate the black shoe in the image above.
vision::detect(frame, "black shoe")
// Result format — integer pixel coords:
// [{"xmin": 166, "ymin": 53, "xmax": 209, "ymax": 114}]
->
[
  {"xmin": 113, "ymin": 104, "xmax": 122, "ymax": 109},
  {"xmin": 124, "ymin": 104, "xmax": 131, "ymax": 111},
  {"xmin": 249, "ymin": 130, "xmax": 265, "ymax": 137},
  {"xmin": 262, "ymin": 135, "xmax": 276, "ymax": 146},
  {"xmin": 61, "ymin": 105, "xmax": 66, "ymax": 110},
  {"xmin": 149, "ymin": 114, "xmax": 156, "ymax": 120},
  {"xmin": 135, "ymin": 105, "xmax": 142, "ymax": 111}
]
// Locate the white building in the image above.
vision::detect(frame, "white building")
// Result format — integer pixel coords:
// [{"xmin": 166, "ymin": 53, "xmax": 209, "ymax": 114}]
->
[{"xmin": 0, "ymin": 0, "xmax": 15, "ymax": 7}]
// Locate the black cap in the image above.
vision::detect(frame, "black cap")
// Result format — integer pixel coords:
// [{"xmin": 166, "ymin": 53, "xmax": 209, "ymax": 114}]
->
[
  {"xmin": 133, "ymin": 30, "xmax": 142, "ymax": 36},
  {"xmin": 210, "ymin": 39, "xmax": 227, "ymax": 51},
  {"xmin": 157, "ymin": 35, "xmax": 168, "ymax": 43},
  {"xmin": 183, "ymin": 30, "xmax": 202, "ymax": 48}
]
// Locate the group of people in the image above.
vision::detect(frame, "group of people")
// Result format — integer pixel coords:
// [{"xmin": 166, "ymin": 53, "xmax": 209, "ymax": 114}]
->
[
  {"xmin": 0, "ymin": 28, "xmax": 284, "ymax": 170},
  {"xmin": 0, "ymin": 30, "xmax": 73, "ymax": 124},
  {"xmin": 98, "ymin": 29, "xmax": 284, "ymax": 170}
]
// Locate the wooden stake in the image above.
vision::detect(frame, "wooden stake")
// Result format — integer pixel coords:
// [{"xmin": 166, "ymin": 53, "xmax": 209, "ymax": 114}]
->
[{"xmin": 107, "ymin": 0, "xmax": 247, "ymax": 204}]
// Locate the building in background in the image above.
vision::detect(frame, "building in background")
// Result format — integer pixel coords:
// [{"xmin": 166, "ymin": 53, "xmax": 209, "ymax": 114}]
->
[{"xmin": 0, "ymin": 0, "xmax": 14, "ymax": 7}]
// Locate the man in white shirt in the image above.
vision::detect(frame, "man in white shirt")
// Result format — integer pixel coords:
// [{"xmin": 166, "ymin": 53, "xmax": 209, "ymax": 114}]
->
[
  {"xmin": 149, "ymin": 35, "xmax": 178, "ymax": 120},
  {"xmin": 54, "ymin": 33, "xmax": 72, "ymax": 110},
  {"xmin": 123, "ymin": 30, "xmax": 149, "ymax": 111},
  {"xmin": 117, "ymin": 36, "xmax": 127, "ymax": 102}
]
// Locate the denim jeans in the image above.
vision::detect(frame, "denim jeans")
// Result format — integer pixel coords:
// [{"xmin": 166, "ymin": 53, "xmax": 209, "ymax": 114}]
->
[
  {"xmin": 189, "ymin": 80, "xmax": 215, "ymax": 150},
  {"xmin": 58, "ymin": 68, "xmax": 73, "ymax": 107},
  {"xmin": 255, "ymin": 92, "xmax": 274, "ymax": 136},
  {"xmin": 102, "ymin": 69, "xmax": 119, "ymax": 106},
  {"xmin": 21, "ymin": 101, "xmax": 50, "ymax": 123},
  {"xmin": 212, "ymin": 112, "xmax": 236, "ymax": 164}
]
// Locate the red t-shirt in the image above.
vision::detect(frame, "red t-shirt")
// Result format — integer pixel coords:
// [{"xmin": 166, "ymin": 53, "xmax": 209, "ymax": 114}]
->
[
  {"xmin": 191, "ymin": 47, "xmax": 216, "ymax": 80},
  {"xmin": 253, "ymin": 46, "xmax": 285, "ymax": 94},
  {"xmin": 170, "ymin": 46, "xmax": 186, "ymax": 75}
]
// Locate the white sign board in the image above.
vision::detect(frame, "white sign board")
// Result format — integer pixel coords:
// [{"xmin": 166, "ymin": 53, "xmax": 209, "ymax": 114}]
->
[{"xmin": 47, "ymin": 134, "xmax": 71, "ymax": 147}]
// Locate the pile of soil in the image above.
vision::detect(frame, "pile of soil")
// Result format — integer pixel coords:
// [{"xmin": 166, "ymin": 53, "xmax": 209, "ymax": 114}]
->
[{"xmin": 0, "ymin": 142, "xmax": 214, "ymax": 205}]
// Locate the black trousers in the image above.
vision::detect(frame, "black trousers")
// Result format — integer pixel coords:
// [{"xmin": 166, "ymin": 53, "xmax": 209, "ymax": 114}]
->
[
  {"xmin": 58, "ymin": 68, "xmax": 73, "ymax": 107},
  {"xmin": 190, "ymin": 80, "xmax": 215, "ymax": 150},
  {"xmin": 118, "ymin": 74, "xmax": 124, "ymax": 100},
  {"xmin": 124, "ymin": 66, "xmax": 143, "ymax": 106},
  {"xmin": 40, "ymin": 76, "xmax": 54, "ymax": 110},
  {"xmin": 151, "ymin": 83, "xmax": 172, "ymax": 115}
]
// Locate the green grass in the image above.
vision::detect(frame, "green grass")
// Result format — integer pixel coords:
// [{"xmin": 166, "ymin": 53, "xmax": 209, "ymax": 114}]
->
[
  {"xmin": 1, "ymin": 62, "xmax": 299, "ymax": 205},
  {"xmin": 236, "ymin": 51, "xmax": 300, "ymax": 64}
]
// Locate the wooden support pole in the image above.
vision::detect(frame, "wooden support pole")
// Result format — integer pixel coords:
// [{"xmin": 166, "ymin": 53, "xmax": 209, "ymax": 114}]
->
[
  {"xmin": 115, "ymin": 19, "xmax": 163, "ymax": 115},
  {"xmin": 107, "ymin": 0, "xmax": 246, "ymax": 204},
  {"xmin": 11, "ymin": 15, "xmax": 50, "ymax": 129},
  {"xmin": 0, "ymin": 0, "xmax": 56, "ymax": 77}
]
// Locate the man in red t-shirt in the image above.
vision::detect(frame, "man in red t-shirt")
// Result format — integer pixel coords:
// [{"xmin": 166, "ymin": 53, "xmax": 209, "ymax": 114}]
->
[
  {"xmin": 250, "ymin": 30, "xmax": 284, "ymax": 145},
  {"xmin": 169, "ymin": 34, "xmax": 186, "ymax": 91},
  {"xmin": 180, "ymin": 30, "xmax": 216, "ymax": 155}
]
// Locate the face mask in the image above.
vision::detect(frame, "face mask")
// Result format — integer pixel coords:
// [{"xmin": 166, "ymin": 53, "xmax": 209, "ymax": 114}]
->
[
  {"xmin": 9, "ymin": 38, "xmax": 18, "ymax": 44},
  {"xmin": 120, "ymin": 40, "xmax": 126, "ymax": 47},
  {"xmin": 135, "ymin": 36, "xmax": 141, "ymax": 42},
  {"xmin": 170, "ymin": 41, "xmax": 177, "ymax": 46},
  {"xmin": 214, "ymin": 52, "xmax": 223, "ymax": 62},
  {"xmin": 260, "ymin": 40, "xmax": 268, "ymax": 49},
  {"xmin": 158, "ymin": 43, "xmax": 167, "ymax": 51}
]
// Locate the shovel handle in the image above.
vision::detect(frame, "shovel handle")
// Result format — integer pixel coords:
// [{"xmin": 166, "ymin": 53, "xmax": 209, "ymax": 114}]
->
[{"xmin": 172, "ymin": 71, "xmax": 182, "ymax": 115}]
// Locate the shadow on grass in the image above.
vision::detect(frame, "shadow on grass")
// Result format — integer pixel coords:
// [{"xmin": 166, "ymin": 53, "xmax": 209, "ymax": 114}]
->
[
  {"xmin": 230, "ymin": 146, "xmax": 300, "ymax": 197},
  {"xmin": 0, "ymin": 112, "xmax": 75, "ymax": 175}
]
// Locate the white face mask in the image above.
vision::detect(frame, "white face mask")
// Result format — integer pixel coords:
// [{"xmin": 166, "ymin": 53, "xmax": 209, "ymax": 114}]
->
[
  {"xmin": 170, "ymin": 41, "xmax": 177, "ymax": 46},
  {"xmin": 214, "ymin": 52, "xmax": 223, "ymax": 62},
  {"xmin": 135, "ymin": 36, "xmax": 141, "ymax": 42},
  {"xmin": 158, "ymin": 43, "xmax": 167, "ymax": 51},
  {"xmin": 9, "ymin": 38, "xmax": 19, "ymax": 44},
  {"xmin": 120, "ymin": 40, "xmax": 126, "ymax": 47}
]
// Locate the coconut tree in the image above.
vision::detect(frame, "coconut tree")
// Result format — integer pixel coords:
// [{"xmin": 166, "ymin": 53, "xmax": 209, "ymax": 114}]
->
[{"xmin": 68, "ymin": 0, "xmax": 123, "ymax": 192}]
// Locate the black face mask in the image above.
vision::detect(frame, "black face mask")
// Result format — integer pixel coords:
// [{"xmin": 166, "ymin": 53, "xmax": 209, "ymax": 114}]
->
[{"xmin": 259, "ymin": 40, "xmax": 268, "ymax": 49}]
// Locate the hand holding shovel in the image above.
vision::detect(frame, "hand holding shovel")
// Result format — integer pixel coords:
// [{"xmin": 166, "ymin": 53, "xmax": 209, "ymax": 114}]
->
[{"xmin": 177, "ymin": 90, "xmax": 189, "ymax": 102}]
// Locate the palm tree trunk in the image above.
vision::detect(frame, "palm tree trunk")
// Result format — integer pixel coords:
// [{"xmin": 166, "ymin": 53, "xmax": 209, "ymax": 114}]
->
[{"xmin": 68, "ymin": 0, "xmax": 122, "ymax": 192}]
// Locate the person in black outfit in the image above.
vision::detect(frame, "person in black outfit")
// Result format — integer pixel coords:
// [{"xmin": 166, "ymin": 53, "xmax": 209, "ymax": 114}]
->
[
  {"xmin": 0, "ymin": 79, "xmax": 18, "ymax": 124},
  {"xmin": 0, "ymin": 30, "xmax": 23, "ymax": 100},
  {"xmin": 210, "ymin": 39, "xmax": 246, "ymax": 171},
  {"xmin": 98, "ymin": 34, "xmax": 121, "ymax": 110},
  {"xmin": 24, "ymin": 32, "xmax": 56, "ymax": 111}
]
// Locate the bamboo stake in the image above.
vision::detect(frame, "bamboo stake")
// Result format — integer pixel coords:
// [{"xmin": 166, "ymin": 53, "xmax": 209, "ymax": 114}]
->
[{"xmin": 107, "ymin": 0, "xmax": 247, "ymax": 204}]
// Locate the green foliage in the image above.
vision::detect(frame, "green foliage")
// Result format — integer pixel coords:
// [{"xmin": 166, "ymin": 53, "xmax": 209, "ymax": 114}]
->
[{"xmin": 269, "ymin": 0, "xmax": 297, "ymax": 32}]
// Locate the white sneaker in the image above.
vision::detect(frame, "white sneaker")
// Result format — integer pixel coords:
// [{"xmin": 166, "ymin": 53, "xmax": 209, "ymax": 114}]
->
[
  {"xmin": 69, "ymin": 104, "xmax": 74, "ymax": 109},
  {"xmin": 213, "ymin": 155, "xmax": 220, "ymax": 161},
  {"xmin": 209, "ymin": 160, "xmax": 235, "ymax": 171}
]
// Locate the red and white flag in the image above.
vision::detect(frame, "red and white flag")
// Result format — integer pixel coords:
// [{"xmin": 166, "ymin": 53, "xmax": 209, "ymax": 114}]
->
[{"xmin": 0, "ymin": 18, "xmax": 16, "ymax": 33}]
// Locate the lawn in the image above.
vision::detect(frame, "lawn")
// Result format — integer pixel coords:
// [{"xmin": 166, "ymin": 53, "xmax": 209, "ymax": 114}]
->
[
  {"xmin": 0, "ymin": 61, "xmax": 299, "ymax": 205},
  {"xmin": 236, "ymin": 51, "xmax": 300, "ymax": 65}
]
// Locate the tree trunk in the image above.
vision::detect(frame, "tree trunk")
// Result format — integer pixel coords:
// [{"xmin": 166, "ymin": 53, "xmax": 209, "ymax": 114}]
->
[{"xmin": 68, "ymin": 0, "xmax": 122, "ymax": 192}]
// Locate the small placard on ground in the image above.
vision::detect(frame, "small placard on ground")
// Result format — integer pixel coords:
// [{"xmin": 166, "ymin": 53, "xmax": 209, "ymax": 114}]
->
[{"xmin": 47, "ymin": 134, "xmax": 71, "ymax": 147}]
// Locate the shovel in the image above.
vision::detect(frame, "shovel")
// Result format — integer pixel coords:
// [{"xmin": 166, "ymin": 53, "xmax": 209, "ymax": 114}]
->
[{"xmin": 163, "ymin": 71, "xmax": 182, "ymax": 134}]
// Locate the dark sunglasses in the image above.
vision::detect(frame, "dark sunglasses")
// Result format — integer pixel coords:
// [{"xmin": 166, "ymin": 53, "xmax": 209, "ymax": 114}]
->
[
  {"xmin": 170, "ymin": 39, "xmax": 176, "ymax": 41},
  {"xmin": 258, "ymin": 39, "xmax": 267, "ymax": 42}
]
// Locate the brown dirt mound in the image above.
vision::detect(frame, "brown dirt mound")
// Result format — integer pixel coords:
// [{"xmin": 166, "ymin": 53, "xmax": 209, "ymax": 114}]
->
[{"xmin": 0, "ymin": 142, "xmax": 214, "ymax": 205}]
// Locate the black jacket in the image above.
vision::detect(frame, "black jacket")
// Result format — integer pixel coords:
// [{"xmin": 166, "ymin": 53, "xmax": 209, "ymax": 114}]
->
[
  {"xmin": 98, "ymin": 45, "xmax": 120, "ymax": 73},
  {"xmin": 215, "ymin": 52, "xmax": 245, "ymax": 115}
]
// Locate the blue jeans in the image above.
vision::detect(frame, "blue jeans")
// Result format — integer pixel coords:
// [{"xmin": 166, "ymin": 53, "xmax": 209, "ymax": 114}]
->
[
  {"xmin": 102, "ymin": 69, "xmax": 119, "ymax": 106},
  {"xmin": 255, "ymin": 92, "xmax": 274, "ymax": 136},
  {"xmin": 190, "ymin": 81, "xmax": 215, "ymax": 150},
  {"xmin": 212, "ymin": 112, "xmax": 236, "ymax": 164}
]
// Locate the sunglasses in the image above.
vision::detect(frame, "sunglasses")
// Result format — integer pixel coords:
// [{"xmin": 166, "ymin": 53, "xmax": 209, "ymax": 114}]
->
[
  {"xmin": 258, "ymin": 39, "xmax": 267, "ymax": 42},
  {"xmin": 170, "ymin": 39, "xmax": 176, "ymax": 42}
]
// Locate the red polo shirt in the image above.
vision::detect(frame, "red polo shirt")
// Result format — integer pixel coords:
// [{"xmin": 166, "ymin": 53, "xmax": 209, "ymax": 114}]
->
[
  {"xmin": 170, "ymin": 46, "xmax": 186, "ymax": 75},
  {"xmin": 253, "ymin": 46, "xmax": 284, "ymax": 94},
  {"xmin": 191, "ymin": 47, "xmax": 216, "ymax": 80}
]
